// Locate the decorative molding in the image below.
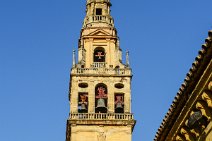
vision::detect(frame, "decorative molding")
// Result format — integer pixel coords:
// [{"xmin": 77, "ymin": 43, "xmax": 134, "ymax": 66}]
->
[{"xmin": 201, "ymin": 92, "xmax": 212, "ymax": 108}]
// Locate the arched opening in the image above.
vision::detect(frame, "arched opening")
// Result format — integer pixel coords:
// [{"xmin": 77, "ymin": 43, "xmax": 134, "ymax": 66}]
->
[
  {"xmin": 78, "ymin": 93, "xmax": 88, "ymax": 113},
  {"xmin": 94, "ymin": 47, "xmax": 105, "ymax": 62},
  {"xmin": 115, "ymin": 93, "xmax": 124, "ymax": 113},
  {"xmin": 95, "ymin": 83, "xmax": 108, "ymax": 113}
]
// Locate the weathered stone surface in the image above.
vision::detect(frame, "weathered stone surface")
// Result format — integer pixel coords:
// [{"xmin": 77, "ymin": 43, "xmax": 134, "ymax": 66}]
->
[{"xmin": 66, "ymin": 1, "xmax": 135, "ymax": 141}]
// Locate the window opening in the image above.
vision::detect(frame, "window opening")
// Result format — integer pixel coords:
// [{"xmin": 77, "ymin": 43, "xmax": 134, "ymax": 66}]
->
[
  {"xmin": 94, "ymin": 47, "xmax": 105, "ymax": 62},
  {"xmin": 96, "ymin": 8, "xmax": 102, "ymax": 15},
  {"xmin": 78, "ymin": 93, "xmax": 88, "ymax": 113},
  {"xmin": 95, "ymin": 83, "xmax": 108, "ymax": 113},
  {"xmin": 115, "ymin": 93, "xmax": 124, "ymax": 113}
]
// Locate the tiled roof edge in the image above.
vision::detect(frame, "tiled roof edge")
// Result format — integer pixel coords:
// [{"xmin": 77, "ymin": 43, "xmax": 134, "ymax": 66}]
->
[{"xmin": 154, "ymin": 30, "xmax": 212, "ymax": 141}]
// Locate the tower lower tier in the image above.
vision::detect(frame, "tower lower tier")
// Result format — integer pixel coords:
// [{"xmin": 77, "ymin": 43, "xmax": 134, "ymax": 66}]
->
[{"xmin": 66, "ymin": 113, "xmax": 136, "ymax": 141}]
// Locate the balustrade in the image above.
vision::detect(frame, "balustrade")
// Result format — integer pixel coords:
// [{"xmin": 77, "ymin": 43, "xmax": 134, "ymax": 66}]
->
[
  {"xmin": 72, "ymin": 67, "xmax": 131, "ymax": 76},
  {"xmin": 92, "ymin": 62, "xmax": 106, "ymax": 68},
  {"xmin": 93, "ymin": 16, "xmax": 107, "ymax": 22},
  {"xmin": 86, "ymin": 15, "xmax": 113, "ymax": 25},
  {"xmin": 69, "ymin": 113, "xmax": 134, "ymax": 120},
  {"xmin": 87, "ymin": 0, "xmax": 110, "ymax": 3}
]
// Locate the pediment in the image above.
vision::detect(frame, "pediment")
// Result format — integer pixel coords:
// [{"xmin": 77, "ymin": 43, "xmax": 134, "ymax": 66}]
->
[{"xmin": 87, "ymin": 29, "xmax": 111, "ymax": 36}]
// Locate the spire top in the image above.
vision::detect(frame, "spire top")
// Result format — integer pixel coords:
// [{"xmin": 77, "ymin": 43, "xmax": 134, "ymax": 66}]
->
[
  {"xmin": 83, "ymin": 0, "xmax": 114, "ymax": 28},
  {"xmin": 87, "ymin": 0, "xmax": 111, "ymax": 4}
]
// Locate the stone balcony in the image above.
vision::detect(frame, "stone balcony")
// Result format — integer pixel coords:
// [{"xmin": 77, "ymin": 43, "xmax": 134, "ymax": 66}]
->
[
  {"xmin": 69, "ymin": 113, "xmax": 134, "ymax": 120},
  {"xmin": 68, "ymin": 113, "xmax": 136, "ymax": 130},
  {"xmin": 92, "ymin": 62, "xmax": 106, "ymax": 68},
  {"xmin": 84, "ymin": 15, "xmax": 114, "ymax": 27},
  {"xmin": 71, "ymin": 67, "xmax": 132, "ymax": 76}
]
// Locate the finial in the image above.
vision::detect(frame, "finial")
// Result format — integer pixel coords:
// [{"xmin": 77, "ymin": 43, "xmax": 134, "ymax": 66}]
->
[
  {"xmin": 209, "ymin": 30, "xmax": 212, "ymax": 38},
  {"xmin": 126, "ymin": 51, "xmax": 130, "ymax": 67},
  {"xmin": 73, "ymin": 50, "xmax": 76, "ymax": 67}
]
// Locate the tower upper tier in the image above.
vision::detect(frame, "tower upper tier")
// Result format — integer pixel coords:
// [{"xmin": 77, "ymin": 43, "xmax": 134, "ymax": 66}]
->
[
  {"xmin": 72, "ymin": 0, "xmax": 131, "ymax": 74},
  {"xmin": 83, "ymin": 0, "xmax": 114, "ymax": 28}
]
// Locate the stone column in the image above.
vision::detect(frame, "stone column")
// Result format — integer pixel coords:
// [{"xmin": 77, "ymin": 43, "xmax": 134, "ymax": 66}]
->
[
  {"xmin": 88, "ymin": 79, "xmax": 95, "ymax": 113},
  {"xmin": 124, "ymin": 78, "xmax": 131, "ymax": 113},
  {"xmin": 71, "ymin": 78, "xmax": 79, "ymax": 113},
  {"xmin": 108, "ymin": 80, "xmax": 115, "ymax": 113}
]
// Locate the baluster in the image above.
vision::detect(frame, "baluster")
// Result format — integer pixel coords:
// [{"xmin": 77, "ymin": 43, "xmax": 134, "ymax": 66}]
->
[
  {"xmin": 196, "ymin": 101, "xmax": 212, "ymax": 120},
  {"xmin": 176, "ymin": 134, "xmax": 186, "ymax": 141},
  {"xmin": 91, "ymin": 113, "xmax": 93, "ymax": 120},
  {"xmin": 180, "ymin": 127, "xmax": 195, "ymax": 141},
  {"xmin": 202, "ymin": 92, "xmax": 212, "ymax": 108}
]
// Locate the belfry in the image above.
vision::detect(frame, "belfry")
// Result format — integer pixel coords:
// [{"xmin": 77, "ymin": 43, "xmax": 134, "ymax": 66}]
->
[{"xmin": 66, "ymin": 0, "xmax": 136, "ymax": 141}]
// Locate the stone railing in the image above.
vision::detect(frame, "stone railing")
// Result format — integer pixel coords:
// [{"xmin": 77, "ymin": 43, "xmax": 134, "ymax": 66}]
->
[
  {"xmin": 85, "ymin": 15, "xmax": 114, "ymax": 25},
  {"xmin": 87, "ymin": 0, "xmax": 110, "ymax": 4},
  {"xmin": 91, "ymin": 62, "xmax": 106, "ymax": 68},
  {"xmin": 71, "ymin": 67, "xmax": 131, "ymax": 76},
  {"xmin": 93, "ymin": 15, "xmax": 107, "ymax": 22},
  {"xmin": 69, "ymin": 113, "xmax": 134, "ymax": 120}
]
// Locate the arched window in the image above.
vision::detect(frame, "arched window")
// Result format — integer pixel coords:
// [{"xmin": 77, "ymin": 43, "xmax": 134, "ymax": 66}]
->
[
  {"xmin": 94, "ymin": 47, "xmax": 105, "ymax": 62},
  {"xmin": 115, "ymin": 93, "xmax": 124, "ymax": 113},
  {"xmin": 95, "ymin": 83, "xmax": 108, "ymax": 113},
  {"xmin": 78, "ymin": 93, "xmax": 88, "ymax": 113}
]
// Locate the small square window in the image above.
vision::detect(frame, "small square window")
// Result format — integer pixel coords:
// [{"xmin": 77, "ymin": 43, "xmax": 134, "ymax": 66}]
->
[{"xmin": 96, "ymin": 8, "xmax": 102, "ymax": 15}]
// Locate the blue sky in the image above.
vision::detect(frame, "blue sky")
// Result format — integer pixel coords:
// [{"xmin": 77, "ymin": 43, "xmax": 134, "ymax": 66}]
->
[{"xmin": 0, "ymin": 0, "xmax": 211, "ymax": 141}]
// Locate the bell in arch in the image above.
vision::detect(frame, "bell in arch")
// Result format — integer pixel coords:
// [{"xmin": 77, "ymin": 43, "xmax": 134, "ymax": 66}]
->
[
  {"xmin": 115, "ymin": 95, "xmax": 124, "ymax": 113},
  {"xmin": 116, "ymin": 102, "xmax": 123, "ymax": 109},
  {"xmin": 97, "ymin": 98, "xmax": 106, "ymax": 108},
  {"xmin": 78, "ymin": 94, "xmax": 88, "ymax": 113},
  {"xmin": 81, "ymin": 103, "xmax": 87, "ymax": 110},
  {"xmin": 96, "ymin": 98, "xmax": 107, "ymax": 113}
]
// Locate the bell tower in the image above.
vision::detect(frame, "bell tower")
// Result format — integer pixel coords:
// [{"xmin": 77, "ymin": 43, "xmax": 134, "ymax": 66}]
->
[{"xmin": 66, "ymin": 0, "xmax": 136, "ymax": 141}]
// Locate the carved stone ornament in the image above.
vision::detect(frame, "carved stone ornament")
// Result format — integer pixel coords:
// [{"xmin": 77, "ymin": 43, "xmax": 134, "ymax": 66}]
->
[{"xmin": 98, "ymin": 132, "xmax": 106, "ymax": 141}]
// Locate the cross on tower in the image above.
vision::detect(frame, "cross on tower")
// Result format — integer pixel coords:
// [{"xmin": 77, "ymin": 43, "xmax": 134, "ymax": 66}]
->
[
  {"xmin": 95, "ymin": 52, "xmax": 104, "ymax": 59},
  {"xmin": 96, "ymin": 87, "xmax": 107, "ymax": 98}
]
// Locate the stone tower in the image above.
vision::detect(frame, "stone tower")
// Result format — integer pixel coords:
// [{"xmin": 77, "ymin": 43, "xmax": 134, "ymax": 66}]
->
[{"xmin": 66, "ymin": 0, "xmax": 136, "ymax": 141}]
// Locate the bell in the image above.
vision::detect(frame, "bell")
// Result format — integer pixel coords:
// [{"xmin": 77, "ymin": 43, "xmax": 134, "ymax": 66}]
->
[
  {"xmin": 116, "ymin": 102, "xmax": 123, "ymax": 109},
  {"xmin": 81, "ymin": 103, "xmax": 87, "ymax": 110},
  {"xmin": 96, "ymin": 98, "xmax": 106, "ymax": 108}
]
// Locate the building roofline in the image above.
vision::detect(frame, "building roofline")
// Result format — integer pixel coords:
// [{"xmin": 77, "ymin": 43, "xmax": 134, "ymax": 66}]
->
[{"xmin": 154, "ymin": 29, "xmax": 212, "ymax": 141}]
